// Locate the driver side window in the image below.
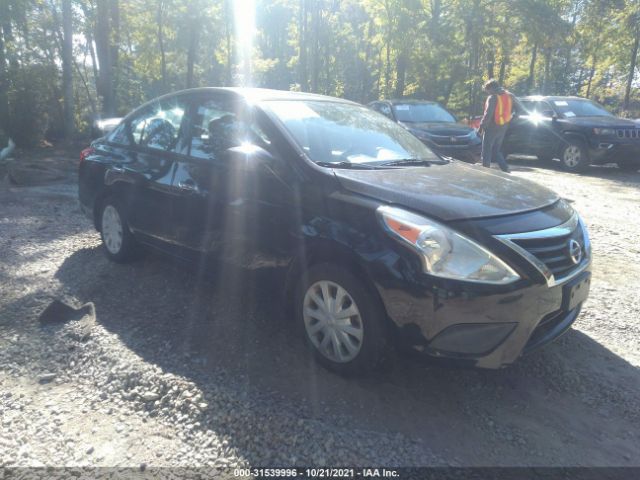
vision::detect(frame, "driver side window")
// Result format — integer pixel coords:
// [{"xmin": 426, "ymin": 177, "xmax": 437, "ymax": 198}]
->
[{"xmin": 188, "ymin": 98, "xmax": 271, "ymax": 161}]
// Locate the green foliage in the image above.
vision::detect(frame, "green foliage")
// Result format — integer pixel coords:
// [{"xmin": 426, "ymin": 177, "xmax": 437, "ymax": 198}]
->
[
  {"xmin": 6, "ymin": 64, "xmax": 61, "ymax": 147},
  {"xmin": 0, "ymin": 0, "xmax": 638, "ymax": 148}
]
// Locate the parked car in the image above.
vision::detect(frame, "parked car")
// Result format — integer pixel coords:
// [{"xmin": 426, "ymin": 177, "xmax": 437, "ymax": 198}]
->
[
  {"xmin": 503, "ymin": 96, "xmax": 640, "ymax": 172},
  {"xmin": 368, "ymin": 100, "xmax": 481, "ymax": 163},
  {"xmin": 79, "ymin": 88, "xmax": 591, "ymax": 374},
  {"xmin": 468, "ymin": 115, "xmax": 483, "ymax": 130}
]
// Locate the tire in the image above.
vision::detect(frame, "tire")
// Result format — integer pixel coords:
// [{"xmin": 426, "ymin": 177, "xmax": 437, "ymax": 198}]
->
[
  {"xmin": 616, "ymin": 160, "xmax": 640, "ymax": 172},
  {"xmin": 559, "ymin": 140, "xmax": 589, "ymax": 172},
  {"xmin": 296, "ymin": 263, "xmax": 388, "ymax": 375},
  {"xmin": 99, "ymin": 197, "xmax": 139, "ymax": 263}
]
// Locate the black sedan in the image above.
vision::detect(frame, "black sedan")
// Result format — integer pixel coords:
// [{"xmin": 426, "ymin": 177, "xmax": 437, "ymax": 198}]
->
[
  {"xmin": 368, "ymin": 99, "xmax": 482, "ymax": 163},
  {"xmin": 79, "ymin": 88, "xmax": 591, "ymax": 374}
]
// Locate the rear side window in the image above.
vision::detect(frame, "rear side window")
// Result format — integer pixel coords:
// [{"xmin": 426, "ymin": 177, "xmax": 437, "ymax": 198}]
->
[
  {"xmin": 108, "ymin": 122, "xmax": 129, "ymax": 145},
  {"xmin": 128, "ymin": 97, "xmax": 188, "ymax": 152}
]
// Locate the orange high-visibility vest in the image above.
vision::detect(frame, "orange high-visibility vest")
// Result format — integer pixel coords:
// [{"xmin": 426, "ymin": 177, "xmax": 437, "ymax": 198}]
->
[{"xmin": 493, "ymin": 92, "xmax": 513, "ymax": 126}]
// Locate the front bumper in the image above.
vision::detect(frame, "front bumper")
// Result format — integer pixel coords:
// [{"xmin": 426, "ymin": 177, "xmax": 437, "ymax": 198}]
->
[
  {"xmin": 372, "ymin": 258, "xmax": 591, "ymax": 369},
  {"xmin": 588, "ymin": 141, "xmax": 640, "ymax": 164}
]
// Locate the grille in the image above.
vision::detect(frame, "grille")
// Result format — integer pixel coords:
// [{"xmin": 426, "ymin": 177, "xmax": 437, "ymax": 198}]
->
[
  {"xmin": 429, "ymin": 134, "xmax": 471, "ymax": 146},
  {"xmin": 616, "ymin": 128, "xmax": 640, "ymax": 139},
  {"xmin": 495, "ymin": 214, "xmax": 590, "ymax": 286},
  {"xmin": 511, "ymin": 226, "xmax": 585, "ymax": 279}
]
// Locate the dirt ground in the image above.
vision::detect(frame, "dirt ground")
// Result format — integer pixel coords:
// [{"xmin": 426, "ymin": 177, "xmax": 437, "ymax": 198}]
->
[{"xmin": 1, "ymin": 147, "xmax": 639, "ymax": 468}]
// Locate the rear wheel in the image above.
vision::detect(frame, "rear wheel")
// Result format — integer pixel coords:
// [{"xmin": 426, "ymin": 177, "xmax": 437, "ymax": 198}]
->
[
  {"xmin": 560, "ymin": 140, "xmax": 589, "ymax": 172},
  {"xmin": 297, "ymin": 263, "xmax": 388, "ymax": 375},
  {"xmin": 99, "ymin": 198, "xmax": 139, "ymax": 263}
]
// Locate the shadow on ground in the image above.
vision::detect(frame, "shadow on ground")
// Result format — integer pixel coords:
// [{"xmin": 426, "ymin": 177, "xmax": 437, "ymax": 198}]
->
[{"xmin": 50, "ymin": 245, "xmax": 640, "ymax": 466}]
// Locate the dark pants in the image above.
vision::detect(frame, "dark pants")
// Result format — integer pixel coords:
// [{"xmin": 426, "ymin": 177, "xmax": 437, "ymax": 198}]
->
[{"xmin": 481, "ymin": 125, "xmax": 510, "ymax": 172}]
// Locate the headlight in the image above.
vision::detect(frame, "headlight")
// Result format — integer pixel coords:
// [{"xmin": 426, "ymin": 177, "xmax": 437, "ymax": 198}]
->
[
  {"xmin": 593, "ymin": 128, "xmax": 615, "ymax": 135},
  {"xmin": 377, "ymin": 206, "xmax": 520, "ymax": 284},
  {"xmin": 578, "ymin": 216, "xmax": 591, "ymax": 259}
]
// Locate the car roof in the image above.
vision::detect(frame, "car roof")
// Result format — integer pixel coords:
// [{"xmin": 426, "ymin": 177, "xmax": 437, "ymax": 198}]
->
[
  {"xmin": 156, "ymin": 87, "xmax": 357, "ymax": 105},
  {"xmin": 519, "ymin": 95, "xmax": 589, "ymax": 102},
  {"xmin": 373, "ymin": 99, "xmax": 439, "ymax": 105}
]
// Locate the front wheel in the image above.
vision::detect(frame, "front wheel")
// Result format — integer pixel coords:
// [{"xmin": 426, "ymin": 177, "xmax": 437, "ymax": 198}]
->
[
  {"xmin": 560, "ymin": 140, "xmax": 589, "ymax": 172},
  {"xmin": 99, "ymin": 198, "xmax": 139, "ymax": 263},
  {"xmin": 297, "ymin": 263, "xmax": 388, "ymax": 375}
]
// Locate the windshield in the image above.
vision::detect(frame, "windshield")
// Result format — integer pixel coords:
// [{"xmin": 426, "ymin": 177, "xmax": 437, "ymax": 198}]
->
[
  {"xmin": 393, "ymin": 103, "xmax": 456, "ymax": 123},
  {"xmin": 264, "ymin": 100, "xmax": 439, "ymax": 165},
  {"xmin": 552, "ymin": 99, "xmax": 613, "ymax": 118}
]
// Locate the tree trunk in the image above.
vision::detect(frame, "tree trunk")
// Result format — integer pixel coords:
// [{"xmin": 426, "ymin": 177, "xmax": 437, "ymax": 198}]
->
[
  {"xmin": 310, "ymin": 1, "xmax": 320, "ymax": 92},
  {"xmin": 498, "ymin": 53, "xmax": 508, "ymax": 85},
  {"xmin": 157, "ymin": 0, "xmax": 167, "ymax": 92},
  {"xmin": 224, "ymin": 0, "xmax": 233, "ymax": 86},
  {"xmin": 542, "ymin": 49, "xmax": 551, "ymax": 94},
  {"xmin": 527, "ymin": 43, "xmax": 538, "ymax": 93},
  {"xmin": 624, "ymin": 31, "xmax": 639, "ymax": 111},
  {"xmin": 361, "ymin": 19, "xmax": 374, "ymax": 102},
  {"xmin": 186, "ymin": 15, "xmax": 199, "ymax": 88},
  {"xmin": 109, "ymin": 0, "xmax": 120, "ymax": 113},
  {"xmin": 298, "ymin": 0, "xmax": 308, "ymax": 91},
  {"xmin": 62, "ymin": 0, "xmax": 74, "ymax": 138},
  {"xmin": 562, "ymin": 8, "xmax": 579, "ymax": 94},
  {"xmin": 185, "ymin": 1, "xmax": 202, "ymax": 89},
  {"xmin": 394, "ymin": 53, "xmax": 406, "ymax": 98},
  {"xmin": 384, "ymin": 2, "xmax": 392, "ymax": 98},
  {"xmin": 487, "ymin": 50, "xmax": 495, "ymax": 79},
  {"xmin": 95, "ymin": 1, "xmax": 116, "ymax": 116},
  {"xmin": 0, "ymin": 4, "xmax": 9, "ymax": 133},
  {"xmin": 586, "ymin": 53, "xmax": 596, "ymax": 98}
]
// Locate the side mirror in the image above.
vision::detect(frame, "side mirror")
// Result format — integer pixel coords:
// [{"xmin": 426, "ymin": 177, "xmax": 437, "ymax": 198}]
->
[
  {"xmin": 551, "ymin": 114, "xmax": 559, "ymax": 122},
  {"xmin": 223, "ymin": 143, "xmax": 275, "ymax": 170}
]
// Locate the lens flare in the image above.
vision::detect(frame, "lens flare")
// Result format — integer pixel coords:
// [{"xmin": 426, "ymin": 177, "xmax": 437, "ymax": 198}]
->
[{"xmin": 233, "ymin": 0, "xmax": 256, "ymax": 87}]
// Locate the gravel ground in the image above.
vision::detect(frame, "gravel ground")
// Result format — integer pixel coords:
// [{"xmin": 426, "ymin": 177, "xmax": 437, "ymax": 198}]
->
[{"xmin": 1, "ymin": 148, "xmax": 639, "ymax": 469}]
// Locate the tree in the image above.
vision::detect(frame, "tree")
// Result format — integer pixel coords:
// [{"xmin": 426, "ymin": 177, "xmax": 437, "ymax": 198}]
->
[
  {"xmin": 623, "ymin": 9, "xmax": 640, "ymax": 110},
  {"xmin": 61, "ymin": 0, "xmax": 74, "ymax": 137}
]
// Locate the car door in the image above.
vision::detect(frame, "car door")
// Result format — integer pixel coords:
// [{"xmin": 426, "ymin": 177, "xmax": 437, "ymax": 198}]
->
[
  {"xmin": 503, "ymin": 99, "xmax": 533, "ymax": 153},
  {"xmin": 113, "ymin": 95, "xmax": 188, "ymax": 243},
  {"xmin": 505, "ymin": 100, "xmax": 556, "ymax": 155},
  {"xmin": 170, "ymin": 93, "xmax": 293, "ymax": 258},
  {"xmin": 532, "ymin": 100, "xmax": 560, "ymax": 153}
]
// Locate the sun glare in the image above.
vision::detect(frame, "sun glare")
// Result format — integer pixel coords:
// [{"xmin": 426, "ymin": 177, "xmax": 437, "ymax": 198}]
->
[{"xmin": 233, "ymin": 0, "xmax": 256, "ymax": 87}]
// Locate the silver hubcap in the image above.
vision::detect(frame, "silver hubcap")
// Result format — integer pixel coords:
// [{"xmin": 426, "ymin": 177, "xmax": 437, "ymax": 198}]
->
[
  {"xmin": 102, "ymin": 205, "xmax": 123, "ymax": 254},
  {"xmin": 563, "ymin": 145, "xmax": 581, "ymax": 167},
  {"xmin": 303, "ymin": 280, "xmax": 364, "ymax": 363}
]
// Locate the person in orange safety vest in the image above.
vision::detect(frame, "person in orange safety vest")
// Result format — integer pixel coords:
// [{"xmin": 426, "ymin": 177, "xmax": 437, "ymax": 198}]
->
[{"xmin": 478, "ymin": 79, "xmax": 514, "ymax": 173}]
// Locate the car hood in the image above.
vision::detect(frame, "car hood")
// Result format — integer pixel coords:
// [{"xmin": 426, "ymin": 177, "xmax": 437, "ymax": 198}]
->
[
  {"xmin": 400, "ymin": 121, "xmax": 473, "ymax": 136},
  {"xmin": 562, "ymin": 116, "xmax": 637, "ymax": 128},
  {"xmin": 333, "ymin": 161, "xmax": 559, "ymax": 221}
]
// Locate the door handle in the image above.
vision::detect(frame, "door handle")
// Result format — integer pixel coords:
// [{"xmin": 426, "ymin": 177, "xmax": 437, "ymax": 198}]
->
[
  {"xmin": 178, "ymin": 180, "xmax": 198, "ymax": 193},
  {"xmin": 110, "ymin": 165, "xmax": 125, "ymax": 173}
]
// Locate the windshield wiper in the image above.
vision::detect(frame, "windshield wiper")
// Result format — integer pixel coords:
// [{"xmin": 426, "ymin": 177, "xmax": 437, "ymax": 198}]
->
[
  {"xmin": 379, "ymin": 158, "xmax": 447, "ymax": 167},
  {"xmin": 315, "ymin": 161, "xmax": 382, "ymax": 170}
]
